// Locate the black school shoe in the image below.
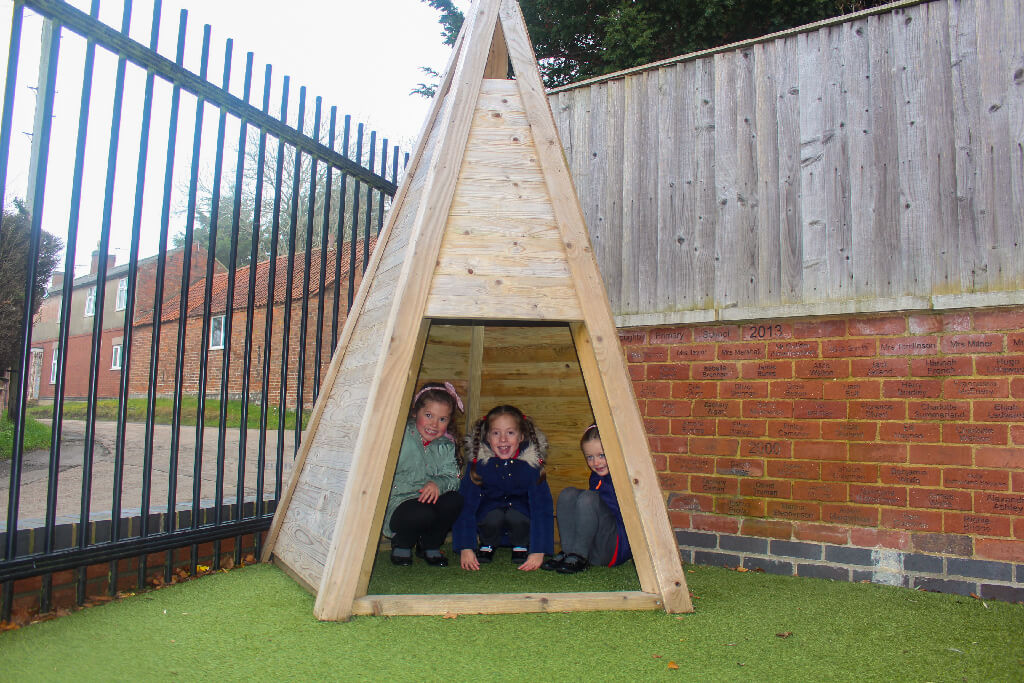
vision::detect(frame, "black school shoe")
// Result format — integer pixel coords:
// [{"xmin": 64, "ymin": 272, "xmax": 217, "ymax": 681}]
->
[
  {"xmin": 477, "ymin": 546, "xmax": 494, "ymax": 563},
  {"xmin": 414, "ymin": 544, "xmax": 449, "ymax": 567},
  {"xmin": 556, "ymin": 553, "xmax": 589, "ymax": 574},
  {"xmin": 390, "ymin": 548, "xmax": 413, "ymax": 567},
  {"xmin": 511, "ymin": 548, "xmax": 529, "ymax": 564},
  {"xmin": 540, "ymin": 553, "xmax": 566, "ymax": 571}
]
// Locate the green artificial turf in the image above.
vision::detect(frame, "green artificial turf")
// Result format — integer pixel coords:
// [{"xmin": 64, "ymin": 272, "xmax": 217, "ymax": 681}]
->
[{"xmin": 2, "ymin": 558, "xmax": 1022, "ymax": 681}]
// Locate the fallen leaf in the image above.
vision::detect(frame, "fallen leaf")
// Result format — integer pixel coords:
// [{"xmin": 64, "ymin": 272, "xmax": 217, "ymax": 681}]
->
[
  {"xmin": 442, "ymin": 612, "xmax": 458, "ymax": 619},
  {"xmin": 222, "ymin": 556, "xmax": 235, "ymax": 570},
  {"xmin": 776, "ymin": 631, "xmax": 793, "ymax": 639},
  {"xmin": 735, "ymin": 566, "xmax": 749, "ymax": 572},
  {"xmin": 244, "ymin": 554, "xmax": 256, "ymax": 564},
  {"xmin": 0, "ymin": 621, "xmax": 19, "ymax": 631},
  {"xmin": 724, "ymin": 643, "xmax": 737, "ymax": 647},
  {"xmin": 969, "ymin": 593, "xmax": 980, "ymax": 600},
  {"xmin": 667, "ymin": 661, "xmax": 679, "ymax": 670},
  {"xmin": 197, "ymin": 565, "xmax": 210, "ymax": 573},
  {"xmin": 652, "ymin": 654, "xmax": 662, "ymax": 659},
  {"xmin": 738, "ymin": 663, "xmax": 746, "ymax": 666}
]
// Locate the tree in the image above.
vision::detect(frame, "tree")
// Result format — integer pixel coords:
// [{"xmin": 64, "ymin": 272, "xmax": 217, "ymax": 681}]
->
[
  {"xmin": 419, "ymin": 0, "xmax": 889, "ymax": 90},
  {"xmin": 0, "ymin": 199, "xmax": 63, "ymax": 414}
]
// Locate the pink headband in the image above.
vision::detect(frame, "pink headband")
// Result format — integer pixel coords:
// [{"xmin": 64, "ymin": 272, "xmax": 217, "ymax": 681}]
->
[
  {"xmin": 413, "ymin": 382, "xmax": 464, "ymax": 413},
  {"xmin": 584, "ymin": 423, "xmax": 598, "ymax": 437}
]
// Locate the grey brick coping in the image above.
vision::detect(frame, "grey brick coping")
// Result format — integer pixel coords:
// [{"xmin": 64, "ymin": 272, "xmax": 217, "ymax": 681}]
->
[{"xmin": 677, "ymin": 529, "xmax": 1024, "ymax": 604}]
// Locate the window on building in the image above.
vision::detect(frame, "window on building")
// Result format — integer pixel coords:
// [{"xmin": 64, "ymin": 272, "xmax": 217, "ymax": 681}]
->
[
  {"xmin": 84, "ymin": 286, "xmax": 97, "ymax": 317},
  {"xmin": 111, "ymin": 343, "xmax": 122, "ymax": 370},
  {"xmin": 210, "ymin": 314, "xmax": 226, "ymax": 350},
  {"xmin": 115, "ymin": 277, "xmax": 128, "ymax": 311},
  {"xmin": 50, "ymin": 347, "xmax": 58, "ymax": 384}
]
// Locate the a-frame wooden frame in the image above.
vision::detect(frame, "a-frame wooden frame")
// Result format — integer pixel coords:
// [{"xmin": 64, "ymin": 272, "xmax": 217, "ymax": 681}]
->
[{"xmin": 261, "ymin": 0, "xmax": 692, "ymax": 621}]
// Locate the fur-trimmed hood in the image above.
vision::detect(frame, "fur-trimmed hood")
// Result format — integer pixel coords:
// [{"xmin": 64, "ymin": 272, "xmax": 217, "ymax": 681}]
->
[{"xmin": 465, "ymin": 428, "xmax": 548, "ymax": 469}]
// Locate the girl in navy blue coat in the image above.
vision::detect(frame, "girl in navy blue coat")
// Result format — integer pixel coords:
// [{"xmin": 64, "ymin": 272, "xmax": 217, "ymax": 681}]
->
[
  {"xmin": 453, "ymin": 405, "xmax": 554, "ymax": 571},
  {"xmin": 542, "ymin": 424, "xmax": 632, "ymax": 574}
]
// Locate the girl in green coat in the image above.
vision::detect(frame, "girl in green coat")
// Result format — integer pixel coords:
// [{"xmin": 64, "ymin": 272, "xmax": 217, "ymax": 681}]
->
[{"xmin": 383, "ymin": 382, "xmax": 465, "ymax": 567}]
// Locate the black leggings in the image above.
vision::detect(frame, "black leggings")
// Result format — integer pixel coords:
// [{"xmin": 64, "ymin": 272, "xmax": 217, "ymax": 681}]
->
[
  {"xmin": 389, "ymin": 491, "xmax": 464, "ymax": 550},
  {"xmin": 478, "ymin": 507, "xmax": 530, "ymax": 548}
]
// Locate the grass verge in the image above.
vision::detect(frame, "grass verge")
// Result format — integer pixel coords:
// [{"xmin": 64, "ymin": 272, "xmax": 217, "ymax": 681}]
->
[
  {"xmin": 2, "ymin": 557, "xmax": 1022, "ymax": 680},
  {"xmin": 25, "ymin": 397, "xmax": 308, "ymax": 431},
  {"xmin": 0, "ymin": 411, "xmax": 51, "ymax": 461}
]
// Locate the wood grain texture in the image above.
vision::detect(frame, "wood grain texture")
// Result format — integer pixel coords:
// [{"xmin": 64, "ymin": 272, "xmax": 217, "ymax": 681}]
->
[{"xmin": 351, "ymin": 591, "xmax": 663, "ymax": 616}]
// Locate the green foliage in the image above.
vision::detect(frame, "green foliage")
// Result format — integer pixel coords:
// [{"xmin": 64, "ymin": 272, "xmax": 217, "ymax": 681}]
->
[
  {"xmin": 420, "ymin": 0, "xmax": 890, "ymax": 89},
  {"xmin": 0, "ymin": 410, "xmax": 51, "ymax": 460},
  {"xmin": 24, "ymin": 397, "xmax": 309, "ymax": 431},
  {"xmin": 0, "ymin": 200, "xmax": 63, "ymax": 374}
]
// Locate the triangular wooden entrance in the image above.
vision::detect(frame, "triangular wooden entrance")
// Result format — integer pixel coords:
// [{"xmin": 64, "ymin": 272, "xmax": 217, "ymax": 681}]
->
[{"xmin": 262, "ymin": 0, "xmax": 692, "ymax": 621}]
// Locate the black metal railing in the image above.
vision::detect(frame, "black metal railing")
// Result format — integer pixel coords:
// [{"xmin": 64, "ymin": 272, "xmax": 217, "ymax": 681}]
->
[{"xmin": 0, "ymin": 0, "xmax": 406, "ymax": 619}]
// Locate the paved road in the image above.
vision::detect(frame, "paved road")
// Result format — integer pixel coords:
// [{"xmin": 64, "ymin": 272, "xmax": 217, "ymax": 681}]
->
[{"xmin": 1, "ymin": 419, "xmax": 297, "ymax": 530}]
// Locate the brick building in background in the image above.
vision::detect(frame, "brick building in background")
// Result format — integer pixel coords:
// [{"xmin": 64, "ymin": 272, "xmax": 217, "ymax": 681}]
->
[
  {"xmin": 30, "ymin": 245, "xmax": 214, "ymax": 401},
  {"xmin": 130, "ymin": 242, "xmax": 372, "ymax": 409}
]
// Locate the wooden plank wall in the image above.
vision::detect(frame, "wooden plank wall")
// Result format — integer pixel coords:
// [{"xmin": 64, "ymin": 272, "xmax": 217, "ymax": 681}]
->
[
  {"xmin": 418, "ymin": 323, "xmax": 594, "ymax": 505},
  {"xmin": 548, "ymin": 0, "xmax": 1024, "ymax": 320}
]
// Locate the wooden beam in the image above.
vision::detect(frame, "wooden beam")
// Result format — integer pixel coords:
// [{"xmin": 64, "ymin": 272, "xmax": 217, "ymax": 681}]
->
[
  {"xmin": 483, "ymin": 17, "xmax": 509, "ymax": 78},
  {"xmin": 466, "ymin": 325, "xmax": 485, "ymax": 430},
  {"xmin": 350, "ymin": 591, "xmax": 664, "ymax": 616}
]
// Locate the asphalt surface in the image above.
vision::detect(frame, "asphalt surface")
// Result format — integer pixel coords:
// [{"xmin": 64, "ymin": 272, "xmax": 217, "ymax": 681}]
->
[{"xmin": 1, "ymin": 419, "xmax": 296, "ymax": 530}]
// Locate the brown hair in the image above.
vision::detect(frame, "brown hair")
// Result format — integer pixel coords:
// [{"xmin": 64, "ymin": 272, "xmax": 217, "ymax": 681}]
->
[
  {"xmin": 580, "ymin": 423, "xmax": 601, "ymax": 450},
  {"xmin": 410, "ymin": 382, "xmax": 463, "ymax": 469},
  {"xmin": 467, "ymin": 405, "xmax": 545, "ymax": 485}
]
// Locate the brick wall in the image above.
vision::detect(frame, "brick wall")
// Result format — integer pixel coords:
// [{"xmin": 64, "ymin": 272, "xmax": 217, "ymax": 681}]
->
[
  {"xmin": 37, "ymin": 330, "xmax": 126, "ymax": 400},
  {"xmin": 622, "ymin": 307, "xmax": 1024, "ymax": 599}
]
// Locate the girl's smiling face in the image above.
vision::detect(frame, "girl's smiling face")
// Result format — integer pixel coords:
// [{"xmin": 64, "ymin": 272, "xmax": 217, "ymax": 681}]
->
[
  {"xmin": 414, "ymin": 399, "xmax": 452, "ymax": 443},
  {"xmin": 486, "ymin": 414, "xmax": 523, "ymax": 459},
  {"xmin": 582, "ymin": 438, "xmax": 608, "ymax": 476}
]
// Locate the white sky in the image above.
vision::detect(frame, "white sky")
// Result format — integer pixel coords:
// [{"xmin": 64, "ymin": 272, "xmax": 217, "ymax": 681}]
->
[{"xmin": 1, "ymin": 0, "xmax": 470, "ymax": 276}]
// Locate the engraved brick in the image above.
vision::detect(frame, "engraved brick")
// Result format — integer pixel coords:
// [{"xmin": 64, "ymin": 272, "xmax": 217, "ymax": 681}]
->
[
  {"xmin": 741, "ymin": 322, "xmax": 793, "ymax": 340},
  {"xmin": 942, "ymin": 378, "xmax": 1009, "ymax": 399},
  {"xmin": 910, "ymin": 356, "xmax": 973, "ymax": 377},
  {"xmin": 943, "ymin": 512, "xmax": 1013, "ymax": 536},
  {"xmin": 689, "ymin": 437, "xmax": 739, "ymax": 456},
  {"xmin": 716, "ymin": 497, "xmax": 765, "ymax": 517},
  {"xmin": 770, "ymin": 380, "xmax": 823, "ymax": 399},
  {"xmin": 768, "ymin": 500, "xmax": 820, "ymax": 521},
  {"xmin": 974, "ymin": 401, "xmax": 1024, "ymax": 422},
  {"xmin": 822, "ymin": 504, "xmax": 878, "ymax": 527},
  {"xmin": 739, "ymin": 439, "xmax": 791, "ymax": 459},
  {"xmin": 718, "ymin": 419, "xmax": 766, "ymax": 438},
  {"xmin": 879, "ymin": 422, "xmax": 940, "ymax": 443},
  {"xmin": 909, "ymin": 444, "xmax": 972, "ymax": 466},
  {"xmin": 883, "ymin": 379, "xmax": 941, "ymax": 399},
  {"xmin": 795, "ymin": 359, "xmax": 848, "ymax": 379},
  {"xmin": 740, "ymin": 478, "xmax": 792, "ymax": 498},
  {"xmin": 943, "ymin": 468, "xmax": 1009, "ymax": 490},
  {"xmin": 741, "ymin": 360, "xmax": 793, "ymax": 380},
  {"xmin": 672, "ymin": 418, "xmax": 716, "ymax": 436},
  {"xmin": 641, "ymin": 347, "xmax": 669, "ymax": 362},
  {"xmin": 644, "ymin": 418, "xmax": 671, "ymax": 435},
  {"xmin": 793, "ymin": 481, "xmax": 847, "ymax": 502},
  {"xmin": 850, "ymin": 484, "xmax": 906, "ymax": 506},
  {"xmin": 667, "ymin": 455, "xmax": 714, "ymax": 473},
  {"xmin": 658, "ymin": 472, "xmax": 691, "ymax": 490},
  {"xmin": 646, "ymin": 399, "xmax": 692, "ymax": 418},
  {"xmin": 976, "ymin": 355, "xmax": 1024, "ymax": 375},
  {"xmin": 716, "ymin": 457, "xmax": 764, "ymax": 477},
  {"xmin": 943, "ymin": 423, "xmax": 1008, "ymax": 445},
  {"xmin": 851, "ymin": 358, "xmax": 907, "ymax": 377},
  {"xmin": 1010, "ymin": 332, "xmax": 1024, "ymax": 351},
  {"xmin": 668, "ymin": 493, "xmax": 712, "ymax": 512},
  {"xmin": 909, "ymin": 488, "xmax": 971, "ymax": 510},
  {"xmin": 821, "ymin": 462, "xmax": 878, "ymax": 483},
  {"xmin": 693, "ymin": 399, "xmax": 740, "ymax": 418},
  {"xmin": 633, "ymin": 381, "xmax": 672, "ymax": 399},
  {"xmin": 648, "ymin": 327, "xmax": 690, "ymax": 345},
  {"xmin": 619, "ymin": 330, "xmax": 646, "ymax": 345},
  {"xmin": 672, "ymin": 382, "xmax": 717, "ymax": 400},
  {"xmin": 793, "ymin": 441, "xmax": 847, "ymax": 461},
  {"xmin": 767, "ymin": 420, "xmax": 820, "ymax": 440},
  {"xmin": 882, "ymin": 509, "xmax": 943, "ymax": 532},
  {"xmin": 691, "ymin": 475, "xmax": 738, "ymax": 495},
  {"xmin": 672, "ymin": 344, "xmax": 716, "ymax": 362},
  {"xmin": 822, "ymin": 338, "xmax": 876, "ymax": 358},
  {"xmin": 848, "ymin": 316, "xmax": 906, "ymax": 336},
  {"xmin": 849, "ymin": 442, "xmax": 906, "ymax": 463},
  {"xmin": 718, "ymin": 343, "xmax": 765, "ymax": 360},
  {"xmin": 694, "ymin": 325, "xmax": 740, "ymax": 342},
  {"xmin": 881, "ymin": 465, "xmax": 941, "ymax": 487},
  {"xmin": 767, "ymin": 460, "xmax": 820, "ymax": 480},
  {"xmin": 720, "ymin": 381, "xmax": 768, "ymax": 399},
  {"xmin": 907, "ymin": 401, "xmax": 969, "ymax": 421},
  {"xmin": 823, "ymin": 380, "xmax": 880, "ymax": 400},
  {"xmin": 940, "ymin": 333, "xmax": 1004, "ymax": 354},
  {"xmin": 743, "ymin": 401, "xmax": 793, "ymax": 419},
  {"xmin": 768, "ymin": 341, "xmax": 818, "ymax": 358},
  {"xmin": 694, "ymin": 361, "xmax": 739, "ymax": 380},
  {"xmin": 821, "ymin": 421, "xmax": 877, "ymax": 441},
  {"xmin": 794, "ymin": 400, "xmax": 847, "ymax": 419},
  {"xmin": 647, "ymin": 363, "xmax": 690, "ymax": 380},
  {"xmin": 879, "ymin": 336, "xmax": 938, "ymax": 355}
]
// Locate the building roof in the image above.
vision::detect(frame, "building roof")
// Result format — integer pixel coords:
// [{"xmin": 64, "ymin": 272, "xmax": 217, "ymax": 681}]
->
[{"xmin": 135, "ymin": 240, "xmax": 375, "ymax": 324}]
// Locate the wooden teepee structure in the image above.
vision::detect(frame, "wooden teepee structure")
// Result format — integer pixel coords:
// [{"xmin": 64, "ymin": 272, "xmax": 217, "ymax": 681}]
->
[{"xmin": 261, "ymin": 0, "xmax": 692, "ymax": 621}]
